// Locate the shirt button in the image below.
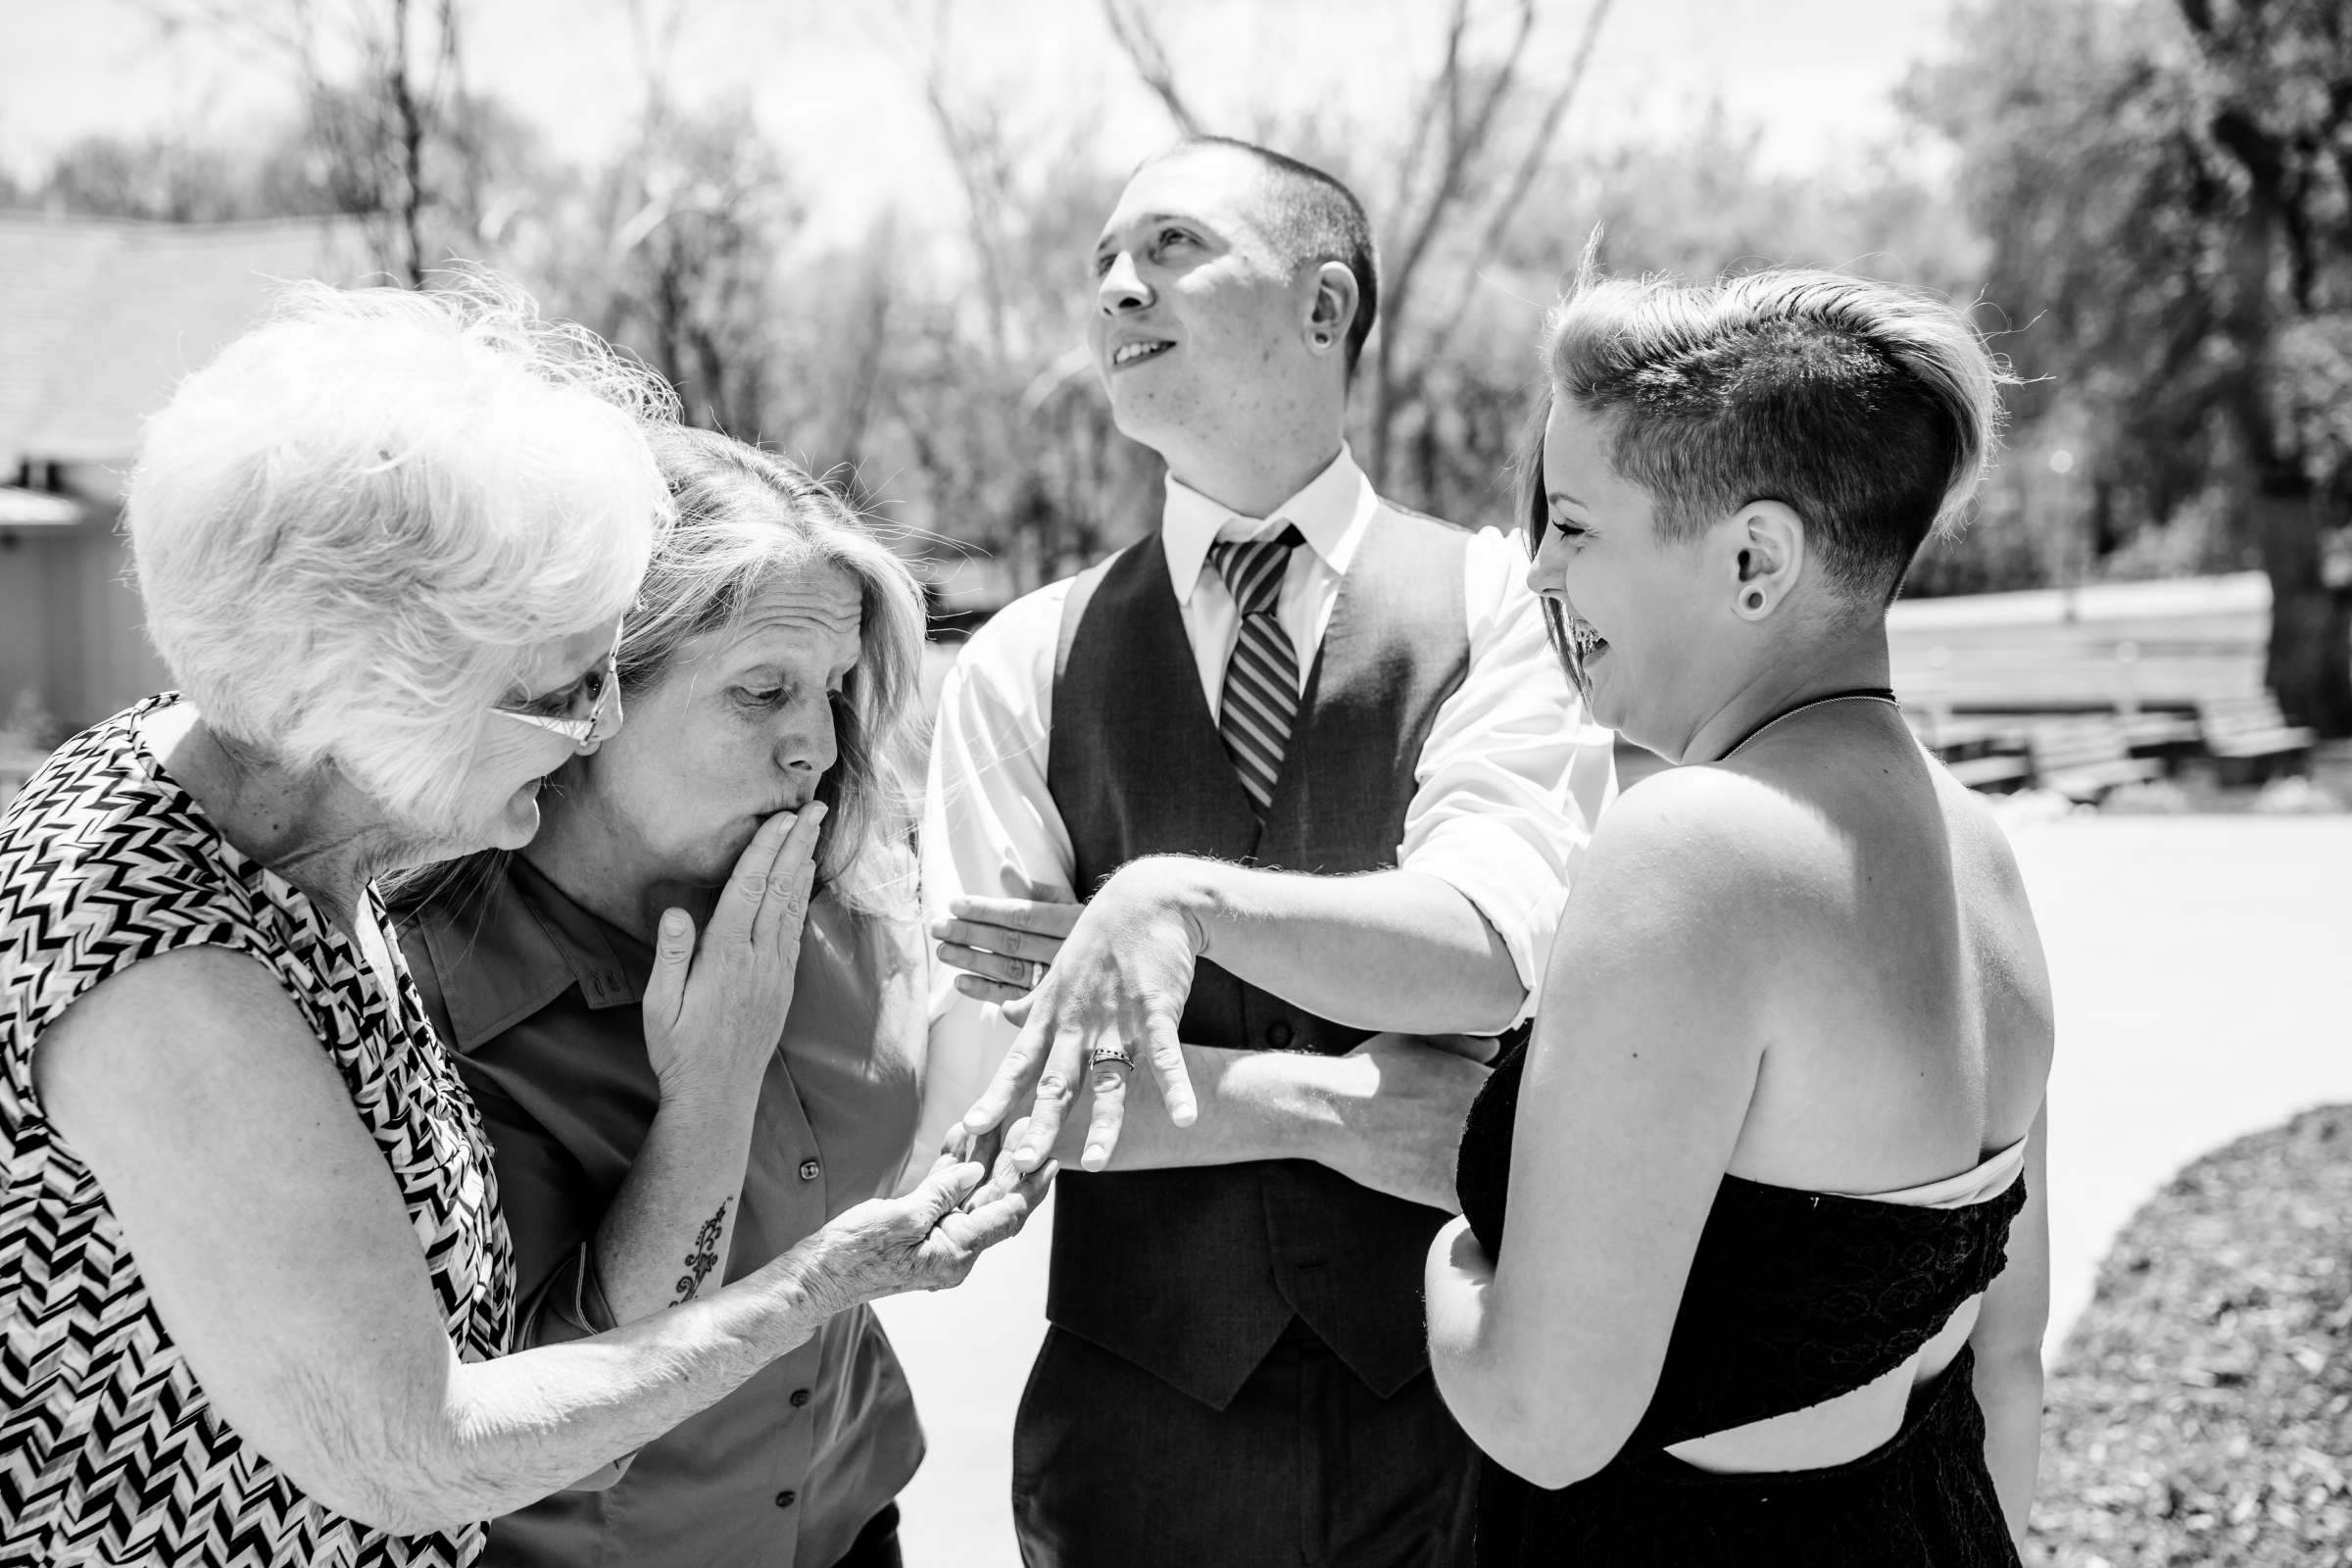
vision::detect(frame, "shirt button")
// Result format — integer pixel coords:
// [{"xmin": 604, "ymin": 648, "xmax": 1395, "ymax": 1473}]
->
[
  {"xmin": 790, "ymin": 1388, "xmax": 812, "ymax": 1408},
  {"xmin": 1265, "ymin": 1021, "xmax": 1294, "ymax": 1049},
  {"xmin": 799, "ymin": 1159, "xmax": 821, "ymax": 1182},
  {"xmin": 774, "ymin": 1491, "xmax": 797, "ymax": 1509}
]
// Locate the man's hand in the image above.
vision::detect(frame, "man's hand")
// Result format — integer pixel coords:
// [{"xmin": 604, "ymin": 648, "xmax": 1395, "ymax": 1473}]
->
[
  {"xmin": 1323, "ymin": 1033, "xmax": 1496, "ymax": 1212},
  {"xmin": 931, "ymin": 896, "xmax": 1081, "ymax": 1006},
  {"xmin": 958, "ymin": 859, "xmax": 1204, "ymax": 1173}
]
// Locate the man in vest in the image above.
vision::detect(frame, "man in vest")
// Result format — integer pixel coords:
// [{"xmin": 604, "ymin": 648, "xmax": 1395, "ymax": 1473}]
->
[{"xmin": 921, "ymin": 136, "xmax": 1615, "ymax": 1566}]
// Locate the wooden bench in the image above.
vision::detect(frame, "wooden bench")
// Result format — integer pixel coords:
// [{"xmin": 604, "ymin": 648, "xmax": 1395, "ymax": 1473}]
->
[
  {"xmin": 2122, "ymin": 710, "xmax": 2202, "ymax": 758},
  {"xmin": 2028, "ymin": 716, "xmax": 2166, "ymax": 803},
  {"xmin": 1944, "ymin": 751, "xmax": 2034, "ymax": 792},
  {"xmin": 1907, "ymin": 710, "xmax": 2033, "ymax": 793},
  {"xmin": 2196, "ymin": 694, "xmax": 2315, "ymax": 783}
]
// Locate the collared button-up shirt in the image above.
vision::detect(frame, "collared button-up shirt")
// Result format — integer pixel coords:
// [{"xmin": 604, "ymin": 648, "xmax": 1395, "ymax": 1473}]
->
[
  {"xmin": 396, "ymin": 854, "xmax": 925, "ymax": 1568},
  {"xmin": 918, "ymin": 445, "xmax": 1618, "ymax": 1155}
]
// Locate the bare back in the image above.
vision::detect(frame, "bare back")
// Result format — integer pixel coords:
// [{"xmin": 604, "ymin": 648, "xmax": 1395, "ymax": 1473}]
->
[{"xmin": 1669, "ymin": 706, "xmax": 2053, "ymax": 1473}]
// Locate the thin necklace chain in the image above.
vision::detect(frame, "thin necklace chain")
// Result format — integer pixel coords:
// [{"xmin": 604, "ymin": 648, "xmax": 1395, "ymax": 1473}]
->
[{"xmin": 1721, "ymin": 690, "xmax": 1902, "ymax": 760}]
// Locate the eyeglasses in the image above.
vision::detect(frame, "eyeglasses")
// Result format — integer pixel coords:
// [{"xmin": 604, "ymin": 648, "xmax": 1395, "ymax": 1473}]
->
[{"xmin": 492, "ymin": 624, "xmax": 624, "ymax": 747}]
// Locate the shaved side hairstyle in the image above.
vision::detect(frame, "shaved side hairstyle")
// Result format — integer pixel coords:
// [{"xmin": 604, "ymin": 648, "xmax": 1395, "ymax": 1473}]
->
[
  {"xmin": 1154, "ymin": 135, "xmax": 1381, "ymax": 377},
  {"xmin": 1540, "ymin": 263, "xmax": 2008, "ymax": 605}
]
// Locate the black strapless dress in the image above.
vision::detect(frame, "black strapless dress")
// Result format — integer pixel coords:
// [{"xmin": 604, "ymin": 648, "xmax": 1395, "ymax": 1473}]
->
[{"xmin": 1454, "ymin": 1039, "xmax": 2029, "ymax": 1565}]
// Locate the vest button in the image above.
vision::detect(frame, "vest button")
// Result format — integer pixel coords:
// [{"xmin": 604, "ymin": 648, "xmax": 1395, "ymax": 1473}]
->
[
  {"xmin": 1265, "ymin": 1020, "xmax": 1294, "ymax": 1049},
  {"xmin": 774, "ymin": 1491, "xmax": 797, "ymax": 1508},
  {"xmin": 799, "ymin": 1159, "xmax": 821, "ymax": 1182},
  {"xmin": 790, "ymin": 1387, "xmax": 812, "ymax": 1408}
]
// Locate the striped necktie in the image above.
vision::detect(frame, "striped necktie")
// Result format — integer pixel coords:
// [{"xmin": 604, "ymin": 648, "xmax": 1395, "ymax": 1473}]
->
[{"xmin": 1208, "ymin": 524, "xmax": 1305, "ymax": 818}]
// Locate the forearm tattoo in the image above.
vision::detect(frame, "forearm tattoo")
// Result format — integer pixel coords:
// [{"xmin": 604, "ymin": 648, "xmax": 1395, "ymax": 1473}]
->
[{"xmin": 671, "ymin": 1200, "xmax": 729, "ymax": 1306}]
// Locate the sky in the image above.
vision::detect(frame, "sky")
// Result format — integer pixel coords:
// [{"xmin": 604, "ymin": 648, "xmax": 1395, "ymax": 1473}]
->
[{"xmin": 0, "ymin": 0, "xmax": 1965, "ymax": 238}]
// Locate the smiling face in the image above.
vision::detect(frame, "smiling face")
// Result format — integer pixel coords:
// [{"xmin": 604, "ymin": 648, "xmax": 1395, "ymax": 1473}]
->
[
  {"xmin": 1087, "ymin": 147, "xmax": 1323, "ymax": 465},
  {"xmin": 453, "ymin": 620, "xmax": 624, "ymax": 851},
  {"xmin": 559, "ymin": 560, "xmax": 864, "ymax": 889},
  {"xmin": 1530, "ymin": 397, "xmax": 1743, "ymax": 758}
]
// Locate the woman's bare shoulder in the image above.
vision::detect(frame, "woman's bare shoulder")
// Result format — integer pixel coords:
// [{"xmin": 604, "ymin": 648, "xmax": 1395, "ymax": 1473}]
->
[
  {"xmin": 34, "ymin": 944, "xmax": 310, "ymax": 1082},
  {"xmin": 1589, "ymin": 762, "xmax": 1852, "ymax": 910}
]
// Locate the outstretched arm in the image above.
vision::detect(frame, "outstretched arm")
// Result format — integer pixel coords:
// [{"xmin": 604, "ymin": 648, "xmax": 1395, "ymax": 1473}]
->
[
  {"xmin": 957, "ymin": 857, "xmax": 1521, "ymax": 1173},
  {"xmin": 35, "ymin": 946, "xmax": 1051, "ymax": 1538},
  {"xmin": 969, "ymin": 1031, "xmax": 1494, "ymax": 1213}
]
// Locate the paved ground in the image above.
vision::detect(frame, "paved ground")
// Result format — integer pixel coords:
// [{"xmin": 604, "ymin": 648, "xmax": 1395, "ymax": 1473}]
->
[{"xmin": 873, "ymin": 813, "xmax": 2352, "ymax": 1567}]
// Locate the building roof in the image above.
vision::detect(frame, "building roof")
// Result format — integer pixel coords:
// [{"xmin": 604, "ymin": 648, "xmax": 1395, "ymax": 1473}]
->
[{"xmin": 0, "ymin": 213, "xmax": 374, "ymax": 468}]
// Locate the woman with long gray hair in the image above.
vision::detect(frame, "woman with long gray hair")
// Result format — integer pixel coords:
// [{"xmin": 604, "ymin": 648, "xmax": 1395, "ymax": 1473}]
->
[{"xmin": 394, "ymin": 425, "xmax": 955, "ymax": 1568}]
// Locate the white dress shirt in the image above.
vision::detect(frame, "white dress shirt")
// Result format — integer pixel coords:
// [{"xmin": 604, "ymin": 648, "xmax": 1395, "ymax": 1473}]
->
[{"xmin": 917, "ymin": 446, "xmax": 1617, "ymax": 1155}]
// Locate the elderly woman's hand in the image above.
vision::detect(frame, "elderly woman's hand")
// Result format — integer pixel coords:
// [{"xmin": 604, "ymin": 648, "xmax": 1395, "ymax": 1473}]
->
[
  {"xmin": 799, "ymin": 1152, "xmax": 1056, "ymax": 1311},
  {"xmin": 930, "ymin": 895, "xmax": 1082, "ymax": 1006},
  {"xmin": 641, "ymin": 805, "xmax": 826, "ymax": 1097}
]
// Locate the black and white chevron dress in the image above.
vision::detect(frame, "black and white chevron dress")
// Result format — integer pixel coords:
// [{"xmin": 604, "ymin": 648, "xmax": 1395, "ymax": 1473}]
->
[{"xmin": 0, "ymin": 697, "xmax": 514, "ymax": 1566}]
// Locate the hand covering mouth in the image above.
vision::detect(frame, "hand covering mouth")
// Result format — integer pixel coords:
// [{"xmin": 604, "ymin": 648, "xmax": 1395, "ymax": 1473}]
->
[{"xmin": 1110, "ymin": 339, "xmax": 1174, "ymax": 368}]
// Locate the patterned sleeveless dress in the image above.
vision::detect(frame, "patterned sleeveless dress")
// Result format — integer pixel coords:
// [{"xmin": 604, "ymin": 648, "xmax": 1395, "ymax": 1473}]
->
[{"xmin": 0, "ymin": 697, "xmax": 514, "ymax": 1567}]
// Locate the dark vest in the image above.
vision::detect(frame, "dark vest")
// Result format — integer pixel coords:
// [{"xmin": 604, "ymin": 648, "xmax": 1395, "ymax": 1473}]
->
[{"xmin": 1044, "ymin": 509, "xmax": 1473, "ymax": 1410}]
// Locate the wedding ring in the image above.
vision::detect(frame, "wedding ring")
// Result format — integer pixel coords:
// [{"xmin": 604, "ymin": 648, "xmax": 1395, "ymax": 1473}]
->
[{"xmin": 1089, "ymin": 1046, "xmax": 1135, "ymax": 1072}]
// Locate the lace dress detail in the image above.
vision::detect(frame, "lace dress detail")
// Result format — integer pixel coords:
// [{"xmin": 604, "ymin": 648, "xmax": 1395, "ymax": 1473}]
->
[
  {"xmin": 0, "ymin": 698, "xmax": 513, "ymax": 1567},
  {"xmin": 1454, "ymin": 1036, "xmax": 2027, "ymax": 1565}
]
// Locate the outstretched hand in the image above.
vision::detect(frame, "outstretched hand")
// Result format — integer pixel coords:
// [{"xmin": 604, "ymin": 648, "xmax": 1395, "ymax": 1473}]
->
[
  {"xmin": 956, "ymin": 860, "xmax": 1203, "ymax": 1174},
  {"xmin": 803, "ymin": 1150, "xmax": 1056, "ymax": 1313}
]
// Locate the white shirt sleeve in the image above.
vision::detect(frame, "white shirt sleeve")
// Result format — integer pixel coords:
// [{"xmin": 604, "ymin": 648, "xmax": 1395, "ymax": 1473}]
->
[
  {"xmin": 1396, "ymin": 525, "xmax": 1618, "ymax": 1021},
  {"xmin": 913, "ymin": 584, "xmax": 1076, "ymax": 1165}
]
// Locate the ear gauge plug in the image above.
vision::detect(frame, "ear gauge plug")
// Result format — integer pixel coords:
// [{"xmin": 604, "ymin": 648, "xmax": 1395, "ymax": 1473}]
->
[
  {"xmin": 1312, "ymin": 331, "xmax": 1332, "ymax": 346},
  {"xmin": 1743, "ymin": 590, "xmax": 1766, "ymax": 612}
]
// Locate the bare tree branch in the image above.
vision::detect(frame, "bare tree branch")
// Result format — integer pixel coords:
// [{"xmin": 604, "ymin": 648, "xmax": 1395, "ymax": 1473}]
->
[
  {"xmin": 1369, "ymin": 0, "xmax": 1551, "ymax": 483},
  {"xmin": 1100, "ymin": 0, "xmax": 1203, "ymax": 136},
  {"xmin": 1424, "ymin": 0, "xmax": 1616, "ymax": 355},
  {"xmin": 914, "ymin": 2, "xmax": 1013, "ymax": 367},
  {"xmin": 1391, "ymin": 0, "xmax": 1474, "ymax": 231}
]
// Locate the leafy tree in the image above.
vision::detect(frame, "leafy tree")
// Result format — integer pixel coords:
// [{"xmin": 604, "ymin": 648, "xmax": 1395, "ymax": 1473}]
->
[{"xmin": 1910, "ymin": 0, "xmax": 2352, "ymax": 731}]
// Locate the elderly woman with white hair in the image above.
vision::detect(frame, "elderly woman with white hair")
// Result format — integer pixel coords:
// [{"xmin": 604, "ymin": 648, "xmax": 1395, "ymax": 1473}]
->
[
  {"xmin": 392, "ymin": 426, "xmax": 949, "ymax": 1568},
  {"xmin": 0, "ymin": 280, "xmax": 1049, "ymax": 1568}
]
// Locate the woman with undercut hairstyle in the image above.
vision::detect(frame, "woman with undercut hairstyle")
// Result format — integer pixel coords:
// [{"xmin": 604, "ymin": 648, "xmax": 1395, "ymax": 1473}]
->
[
  {"xmin": 0, "ymin": 279, "xmax": 1046, "ymax": 1568},
  {"xmin": 394, "ymin": 426, "xmax": 947, "ymax": 1568},
  {"xmin": 1427, "ymin": 266, "xmax": 2050, "ymax": 1564}
]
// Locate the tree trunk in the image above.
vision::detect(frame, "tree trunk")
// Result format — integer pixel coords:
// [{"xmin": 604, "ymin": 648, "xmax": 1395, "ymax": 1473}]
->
[{"xmin": 2252, "ymin": 483, "xmax": 2352, "ymax": 738}]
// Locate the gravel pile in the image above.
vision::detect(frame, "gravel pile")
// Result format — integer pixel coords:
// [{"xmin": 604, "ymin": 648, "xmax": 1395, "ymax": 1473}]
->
[{"xmin": 2031, "ymin": 1104, "xmax": 2352, "ymax": 1566}]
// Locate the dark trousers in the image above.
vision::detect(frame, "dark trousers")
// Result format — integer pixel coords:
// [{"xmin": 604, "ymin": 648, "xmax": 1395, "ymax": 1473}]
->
[{"xmin": 1012, "ymin": 1324, "xmax": 1479, "ymax": 1568}]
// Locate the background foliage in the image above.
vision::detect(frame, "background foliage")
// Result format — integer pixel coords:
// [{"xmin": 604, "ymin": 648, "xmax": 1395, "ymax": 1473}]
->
[{"xmin": 9, "ymin": 0, "xmax": 2348, "ymax": 724}]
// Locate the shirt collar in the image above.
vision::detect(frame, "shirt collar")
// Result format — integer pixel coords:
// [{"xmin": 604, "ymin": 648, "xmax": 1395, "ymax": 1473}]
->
[
  {"xmin": 408, "ymin": 853, "xmax": 651, "ymax": 1054},
  {"xmin": 1160, "ymin": 443, "xmax": 1377, "ymax": 605}
]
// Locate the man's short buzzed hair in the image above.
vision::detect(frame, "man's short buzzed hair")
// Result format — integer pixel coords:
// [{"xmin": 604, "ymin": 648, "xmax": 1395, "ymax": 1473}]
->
[{"xmin": 1152, "ymin": 135, "xmax": 1380, "ymax": 378}]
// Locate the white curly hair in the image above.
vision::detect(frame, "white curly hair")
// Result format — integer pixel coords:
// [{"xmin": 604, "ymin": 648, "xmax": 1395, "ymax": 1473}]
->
[{"xmin": 127, "ymin": 271, "xmax": 675, "ymax": 834}]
